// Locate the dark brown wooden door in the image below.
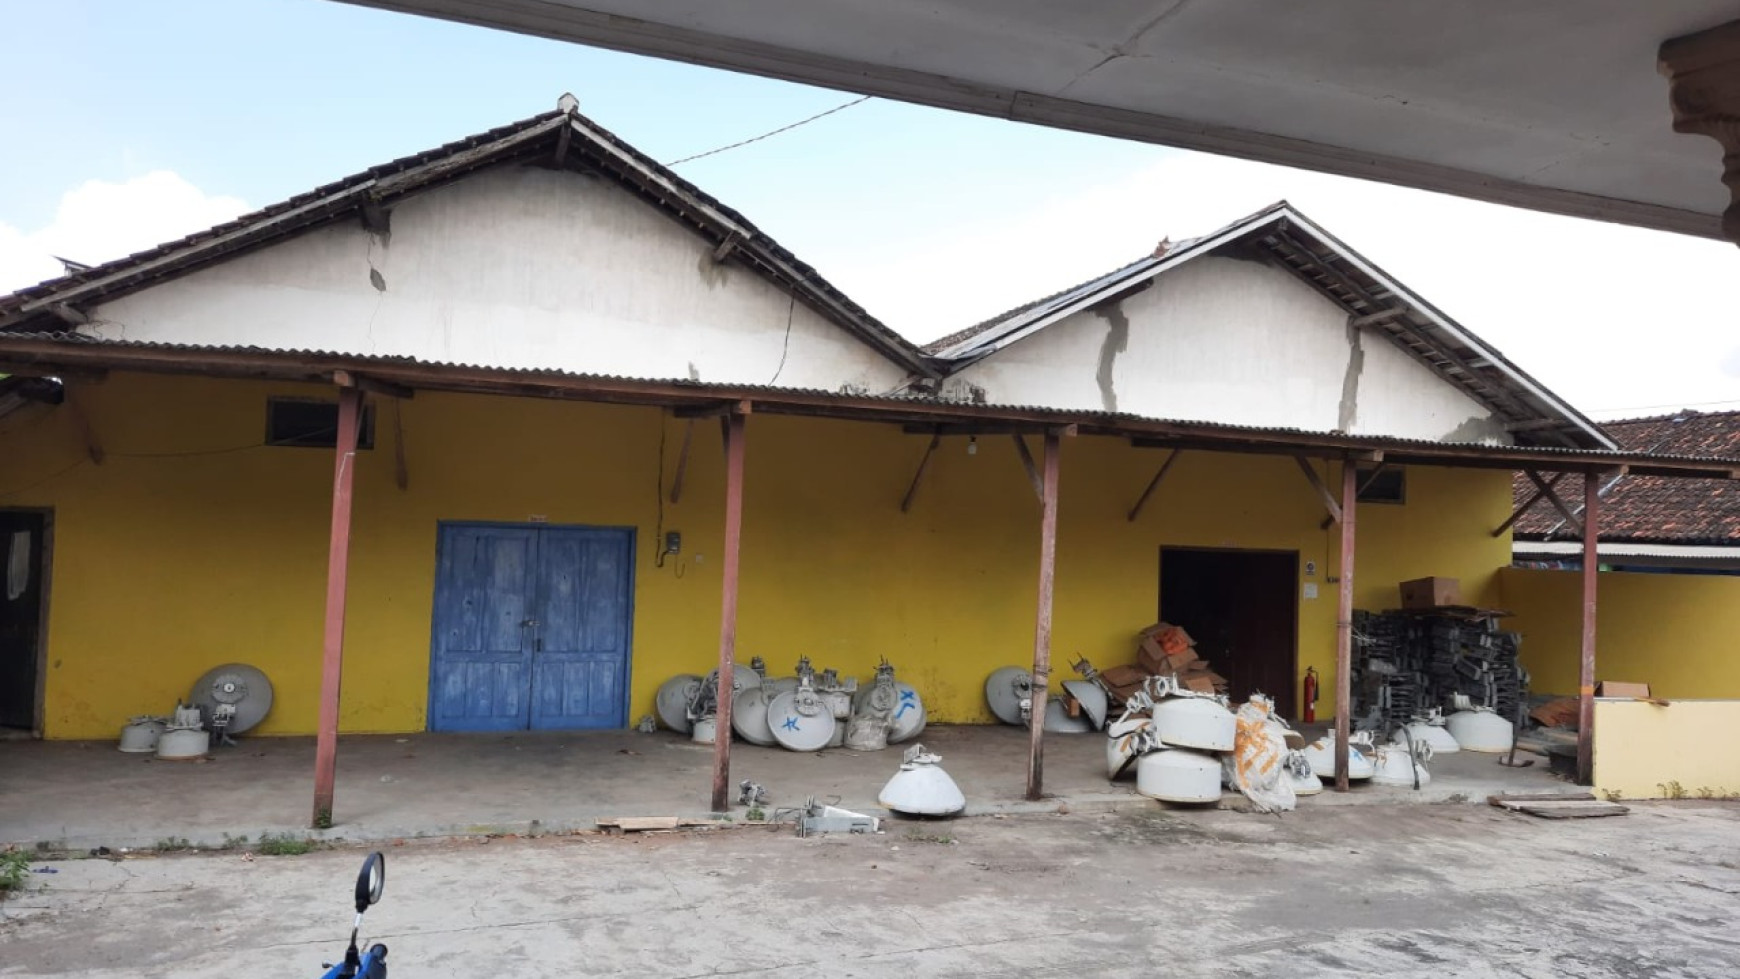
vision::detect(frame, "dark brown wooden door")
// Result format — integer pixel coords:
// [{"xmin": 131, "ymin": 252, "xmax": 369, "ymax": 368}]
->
[{"xmin": 1159, "ymin": 547, "xmax": 1298, "ymax": 718}]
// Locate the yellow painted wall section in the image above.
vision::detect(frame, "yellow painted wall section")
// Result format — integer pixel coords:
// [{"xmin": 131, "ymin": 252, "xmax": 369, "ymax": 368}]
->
[
  {"xmin": 2, "ymin": 373, "xmax": 1515, "ymax": 738},
  {"xmin": 1594, "ymin": 699, "xmax": 1740, "ymax": 799},
  {"xmin": 1500, "ymin": 567, "xmax": 1740, "ymax": 699}
]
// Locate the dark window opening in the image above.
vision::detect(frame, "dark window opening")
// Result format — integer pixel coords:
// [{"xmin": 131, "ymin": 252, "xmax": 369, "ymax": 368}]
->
[
  {"xmin": 266, "ymin": 398, "xmax": 375, "ymax": 449},
  {"xmin": 1356, "ymin": 465, "xmax": 1405, "ymax": 504}
]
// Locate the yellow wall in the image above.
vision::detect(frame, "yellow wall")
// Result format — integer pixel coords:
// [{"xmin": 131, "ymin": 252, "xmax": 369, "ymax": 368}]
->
[
  {"xmin": 0, "ymin": 372, "xmax": 1515, "ymax": 738},
  {"xmin": 1594, "ymin": 699, "xmax": 1740, "ymax": 799},
  {"xmin": 1500, "ymin": 567, "xmax": 1740, "ymax": 699}
]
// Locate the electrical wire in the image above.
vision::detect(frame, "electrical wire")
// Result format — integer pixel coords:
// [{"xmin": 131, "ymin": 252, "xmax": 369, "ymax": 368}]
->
[{"xmin": 667, "ymin": 95, "xmax": 872, "ymax": 167}]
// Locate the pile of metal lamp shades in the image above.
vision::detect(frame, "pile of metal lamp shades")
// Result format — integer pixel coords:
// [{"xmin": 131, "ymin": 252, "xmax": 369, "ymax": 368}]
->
[{"xmin": 654, "ymin": 656, "xmax": 926, "ymax": 752}]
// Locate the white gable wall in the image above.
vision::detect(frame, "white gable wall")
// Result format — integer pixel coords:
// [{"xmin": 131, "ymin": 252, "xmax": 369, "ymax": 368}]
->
[
  {"xmin": 87, "ymin": 166, "xmax": 908, "ymax": 394},
  {"xmin": 947, "ymin": 256, "xmax": 1509, "ymax": 444}
]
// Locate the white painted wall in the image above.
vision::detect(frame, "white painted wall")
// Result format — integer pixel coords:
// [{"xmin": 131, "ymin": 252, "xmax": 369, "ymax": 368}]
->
[
  {"xmin": 87, "ymin": 166, "xmax": 909, "ymax": 394},
  {"xmin": 948, "ymin": 255, "xmax": 1508, "ymax": 443}
]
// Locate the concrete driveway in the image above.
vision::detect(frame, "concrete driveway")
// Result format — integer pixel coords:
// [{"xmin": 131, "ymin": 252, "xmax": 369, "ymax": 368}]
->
[{"xmin": 4, "ymin": 800, "xmax": 1739, "ymax": 977}]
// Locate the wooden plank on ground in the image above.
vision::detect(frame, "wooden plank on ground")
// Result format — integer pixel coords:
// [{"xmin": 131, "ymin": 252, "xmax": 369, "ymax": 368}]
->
[
  {"xmin": 598, "ymin": 816, "xmax": 681, "ymax": 831},
  {"xmin": 1504, "ymin": 802, "xmax": 1630, "ymax": 820},
  {"xmin": 1487, "ymin": 792, "xmax": 1596, "ymax": 805},
  {"xmin": 1489, "ymin": 793, "xmax": 1628, "ymax": 819}
]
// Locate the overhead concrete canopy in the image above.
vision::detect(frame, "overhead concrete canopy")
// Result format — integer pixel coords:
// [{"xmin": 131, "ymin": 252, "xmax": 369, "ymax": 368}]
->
[{"xmin": 344, "ymin": 0, "xmax": 1740, "ymax": 240}]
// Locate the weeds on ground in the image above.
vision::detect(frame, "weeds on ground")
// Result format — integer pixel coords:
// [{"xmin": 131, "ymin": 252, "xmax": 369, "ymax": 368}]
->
[
  {"xmin": 0, "ymin": 847, "xmax": 30, "ymax": 894},
  {"xmin": 1659, "ymin": 781, "xmax": 1687, "ymax": 800},
  {"xmin": 1602, "ymin": 789, "xmax": 1624, "ymax": 802},
  {"xmin": 255, "ymin": 833, "xmax": 317, "ymax": 857},
  {"xmin": 153, "ymin": 836, "xmax": 193, "ymax": 853},
  {"xmin": 903, "ymin": 831, "xmax": 957, "ymax": 845},
  {"xmin": 745, "ymin": 805, "xmax": 766, "ymax": 822}
]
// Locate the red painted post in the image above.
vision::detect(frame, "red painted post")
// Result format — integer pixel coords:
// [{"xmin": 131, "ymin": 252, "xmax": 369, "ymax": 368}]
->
[
  {"xmin": 312, "ymin": 386, "xmax": 364, "ymax": 828},
  {"xmin": 710, "ymin": 411, "xmax": 747, "ymax": 813},
  {"xmin": 1025, "ymin": 431, "xmax": 1062, "ymax": 801},
  {"xmin": 1333, "ymin": 457, "xmax": 1357, "ymax": 792},
  {"xmin": 1577, "ymin": 472, "xmax": 1600, "ymax": 786}
]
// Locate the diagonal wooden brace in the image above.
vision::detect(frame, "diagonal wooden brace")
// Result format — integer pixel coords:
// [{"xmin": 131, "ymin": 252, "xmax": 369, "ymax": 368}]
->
[
  {"xmin": 1012, "ymin": 435, "xmax": 1044, "ymax": 503},
  {"xmin": 1525, "ymin": 470, "xmax": 1583, "ymax": 538},
  {"xmin": 900, "ymin": 433, "xmax": 942, "ymax": 513},
  {"xmin": 1127, "ymin": 450, "xmax": 1182, "ymax": 522},
  {"xmin": 1295, "ymin": 456, "xmax": 1341, "ymax": 524},
  {"xmin": 1492, "ymin": 471, "xmax": 1563, "ymax": 537}
]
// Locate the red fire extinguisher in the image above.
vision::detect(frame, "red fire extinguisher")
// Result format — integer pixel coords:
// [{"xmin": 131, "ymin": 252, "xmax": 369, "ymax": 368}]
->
[{"xmin": 1303, "ymin": 666, "xmax": 1319, "ymax": 724}]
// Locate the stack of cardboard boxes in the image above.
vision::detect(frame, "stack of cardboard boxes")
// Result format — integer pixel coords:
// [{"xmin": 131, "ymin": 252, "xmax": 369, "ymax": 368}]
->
[{"xmin": 1096, "ymin": 622, "xmax": 1230, "ymax": 704}]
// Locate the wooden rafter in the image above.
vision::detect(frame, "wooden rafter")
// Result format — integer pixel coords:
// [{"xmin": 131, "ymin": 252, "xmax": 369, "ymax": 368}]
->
[{"xmin": 1127, "ymin": 449, "xmax": 1182, "ymax": 522}]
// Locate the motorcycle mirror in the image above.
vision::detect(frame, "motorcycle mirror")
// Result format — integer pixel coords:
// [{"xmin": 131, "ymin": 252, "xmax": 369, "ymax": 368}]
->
[{"xmin": 354, "ymin": 852, "xmax": 386, "ymax": 914}]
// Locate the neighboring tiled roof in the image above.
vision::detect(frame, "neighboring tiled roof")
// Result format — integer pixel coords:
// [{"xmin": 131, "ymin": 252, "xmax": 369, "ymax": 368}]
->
[
  {"xmin": 0, "ymin": 98, "xmax": 934, "ymax": 377},
  {"xmin": 1512, "ymin": 410, "xmax": 1740, "ymax": 544},
  {"xmin": 921, "ymin": 201, "xmax": 1614, "ymax": 451}
]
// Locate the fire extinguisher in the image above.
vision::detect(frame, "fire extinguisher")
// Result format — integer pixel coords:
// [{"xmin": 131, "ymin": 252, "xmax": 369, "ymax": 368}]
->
[{"xmin": 1303, "ymin": 666, "xmax": 1319, "ymax": 724}]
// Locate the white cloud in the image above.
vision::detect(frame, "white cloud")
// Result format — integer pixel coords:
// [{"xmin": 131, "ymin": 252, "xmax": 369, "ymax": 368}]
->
[
  {"xmin": 0, "ymin": 172, "xmax": 248, "ymax": 294},
  {"xmin": 822, "ymin": 152, "xmax": 1740, "ymax": 420}
]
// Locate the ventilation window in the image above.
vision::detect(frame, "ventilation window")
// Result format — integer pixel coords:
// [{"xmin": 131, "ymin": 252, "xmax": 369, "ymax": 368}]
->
[
  {"xmin": 1356, "ymin": 465, "xmax": 1405, "ymax": 504},
  {"xmin": 266, "ymin": 398, "xmax": 375, "ymax": 449}
]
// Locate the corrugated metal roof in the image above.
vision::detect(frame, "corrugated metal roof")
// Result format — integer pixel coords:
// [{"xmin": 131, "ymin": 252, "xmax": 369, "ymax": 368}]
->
[
  {"xmin": 1, "ymin": 331, "xmax": 1734, "ymax": 477},
  {"xmin": 925, "ymin": 200, "xmax": 1614, "ymax": 452},
  {"xmin": 0, "ymin": 101, "xmax": 933, "ymax": 376},
  {"xmin": 1514, "ymin": 540, "xmax": 1740, "ymax": 559}
]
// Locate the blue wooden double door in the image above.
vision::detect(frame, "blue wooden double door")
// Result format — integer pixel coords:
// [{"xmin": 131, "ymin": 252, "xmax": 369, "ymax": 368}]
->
[{"xmin": 429, "ymin": 523, "xmax": 634, "ymax": 732}]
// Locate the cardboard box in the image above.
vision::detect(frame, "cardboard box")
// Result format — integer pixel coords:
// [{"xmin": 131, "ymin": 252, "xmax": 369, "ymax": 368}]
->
[
  {"xmin": 1596, "ymin": 681, "xmax": 1651, "ymax": 699},
  {"xmin": 1181, "ymin": 673, "xmax": 1220, "ymax": 694},
  {"xmin": 1137, "ymin": 638, "xmax": 1168, "ymax": 675},
  {"xmin": 1163, "ymin": 646, "xmax": 1200, "ymax": 672},
  {"xmin": 1399, "ymin": 576, "xmax": 1462, "ymax": 609}
]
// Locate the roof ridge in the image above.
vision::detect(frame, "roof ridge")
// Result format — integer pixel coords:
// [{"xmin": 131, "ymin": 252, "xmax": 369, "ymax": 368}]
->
[
  {"xmin": 1602, "ymin": 407, "xmax": 1740, "ymax": 425},
  {"xmin": 0, "ymin": 98, "xmax": 932, "ymax": 375}
]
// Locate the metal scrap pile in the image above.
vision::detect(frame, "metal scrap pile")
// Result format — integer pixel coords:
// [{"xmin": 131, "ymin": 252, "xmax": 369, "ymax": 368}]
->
[{"xmin": 1352, "ymin": 610, "xmax": 1527, "ymax": 731}]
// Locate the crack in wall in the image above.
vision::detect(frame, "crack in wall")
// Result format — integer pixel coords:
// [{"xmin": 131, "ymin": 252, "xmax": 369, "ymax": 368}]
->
[
  {"xmin": 1338, "ymin": 317, "xmax": 1365, "ymax": 434},
  {"xmin": 1094, "ymin": 302, "xmax": 1131, "ymax": 413}
]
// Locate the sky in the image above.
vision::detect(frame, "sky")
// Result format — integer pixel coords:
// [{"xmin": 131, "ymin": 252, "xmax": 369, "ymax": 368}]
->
[{"xmin": 2, "ymin": 0, "xmax": 1738, "ymax": 420}]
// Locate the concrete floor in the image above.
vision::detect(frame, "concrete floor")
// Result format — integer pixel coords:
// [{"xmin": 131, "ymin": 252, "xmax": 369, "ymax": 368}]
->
[
  {"xmin": 0, "ymin": 725, "xmax": 1566, "ymax": 850},
  {"xmin": 4, "ymin": 802, "xmax": 1739, "ymax": 978}
]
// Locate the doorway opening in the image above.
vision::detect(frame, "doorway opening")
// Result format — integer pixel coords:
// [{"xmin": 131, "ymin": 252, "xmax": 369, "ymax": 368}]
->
[
  {"xmin": 0, "ymin": 509, "xmax": 51, "ymax": 736},
  {"xmin": 1159, "ymin": 546, "xmax": 1298, "ymax": 719}
]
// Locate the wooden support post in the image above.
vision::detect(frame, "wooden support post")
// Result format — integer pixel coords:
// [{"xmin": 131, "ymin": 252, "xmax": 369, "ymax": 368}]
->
[
  {"xmin": 1333, "ymin": 458, "xmax": 1357, "ymax": 792},
  {"xmin": 311, "ymin": 386, "xmax": 364, "ymax": 828},
  {"xmin": 1492, "ymin": 472, "xmax": 1563, "ymax": 537},
  {"xmin": 1012, "ymin": 434, "xmax": 1043, "ymax": 502},
  {"xmin": 1294, "ymin": 456, "xmax": 1342, "ymax": 524},
  {"xmin": 1126, "ymin": 450, "xmax": 1181, "ymax": 522},
  {"xmin": 668, "ymin": 418, "xmax": 695, "ymax": 505},
  {"xmin": 1525, "ymin": 470, "xmax": 1584, "ymax": 538},
  {"xmin": 900, "ymin": 433, "xmax": 942, "ymax": 512},
  {"xmin": 710, "ymin": 411, "xmax": 747, "ymax": 813},
  {"xmin": 1025, "ymin": 431, "xmax": 1062, "ymax": 801},
  {"xmin": 1577, "ymin": 473, "xmax": 1600, "ymax": 786}
]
